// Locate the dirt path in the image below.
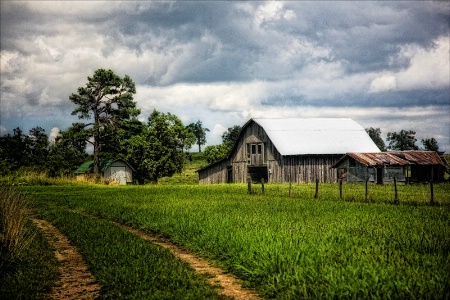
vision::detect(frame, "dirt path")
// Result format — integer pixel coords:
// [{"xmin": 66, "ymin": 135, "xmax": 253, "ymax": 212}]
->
[
  {"xmin": 33, "ymin": 214, "xmax": 261, "ymax": 300},
  {"xmin": 32, "ymin": 218, "xmax": 100, "ymax": 300},
  {"xmin": 118, "ymin": 222, "xmax": 262, "ymax": 300}
]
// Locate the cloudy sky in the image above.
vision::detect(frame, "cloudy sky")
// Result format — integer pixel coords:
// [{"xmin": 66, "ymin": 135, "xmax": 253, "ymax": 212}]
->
[{"xmin": 1, "ymin": 1, "xmax": 449, "ymax": 151}]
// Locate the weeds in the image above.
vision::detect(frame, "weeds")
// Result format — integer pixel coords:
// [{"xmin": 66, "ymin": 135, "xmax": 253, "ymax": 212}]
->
[
  {"xmin": 0, "ymin": 187, "xmax": 58, "ymax": 299},
  {"xmin": 0, "ymin": 187, "xmax": 36, "ymax": 264}
]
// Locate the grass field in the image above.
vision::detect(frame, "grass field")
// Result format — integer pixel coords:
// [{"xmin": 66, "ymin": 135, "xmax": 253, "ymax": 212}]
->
[{"xmin": 16, "ymin": 183, "xmax": 450, "ymax": 299}]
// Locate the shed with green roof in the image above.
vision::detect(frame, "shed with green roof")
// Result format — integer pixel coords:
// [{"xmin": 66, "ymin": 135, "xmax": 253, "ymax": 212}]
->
[{"xmin": 75, "ymin": 159, "xmax": 135, "ymax": 184}]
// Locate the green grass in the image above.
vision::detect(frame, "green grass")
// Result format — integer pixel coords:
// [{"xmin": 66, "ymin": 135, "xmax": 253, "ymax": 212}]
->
[
  {"xmin": 159, "ymin": 152, "xmax": 207, "ymax": 184},
  {"xmin": 20, "ymin": 183, "xmax": 450, "ymax": 299},
  {"xmin": 35, "ymin": 208, "xmax": 224, "ymax": 300},
  {"xmin": 0, "ymin": 187, "xmax": 59, "ymax": 299},
  {"xmin": 0, "ymin": 220, "xmax": 58, "ymax": 300}
]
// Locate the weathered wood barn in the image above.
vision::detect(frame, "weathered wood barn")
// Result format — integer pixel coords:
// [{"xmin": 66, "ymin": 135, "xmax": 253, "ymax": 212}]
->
[
  {"xmin": 197, "ymin": 118, "xmax": 380, "ymax": 184},
  {"xmin": 332, "ymin": 151, "xmax": 447, "ymax": 184},
  {"xmin": 75, "ymin": 159, "xmax": 135, "ymax": 184}
]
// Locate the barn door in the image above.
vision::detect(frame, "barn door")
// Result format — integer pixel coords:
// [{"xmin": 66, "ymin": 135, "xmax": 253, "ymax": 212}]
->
[
  {"xmin": 250, "ymin": 143, "xmax": 263, "ymax": 165},
  {"xmin": 111, "ymin": 167, "xmax": 127, "ymax": 185}
]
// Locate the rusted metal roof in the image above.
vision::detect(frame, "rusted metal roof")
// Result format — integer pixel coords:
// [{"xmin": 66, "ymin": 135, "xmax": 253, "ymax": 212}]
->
[
  {"xmin": 348, "ymin": 152, "xmax": 409, "ymax": 166},
  {"xmin": 333, "ymin": 151, "xmax": 445, "ymax": 168},
  {"xmin": 389, "ymin": 151, "xmax": 445, "ymax": 165}
]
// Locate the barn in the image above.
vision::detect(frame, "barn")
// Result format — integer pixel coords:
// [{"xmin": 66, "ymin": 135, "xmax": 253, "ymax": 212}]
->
[
  {"xmin": 197, "ymin": 118, "xmax": 380, "ymax": 184},
  {"xmin": 332, "ymin": 151, "xmax": 447, "ymax": 184},
  {"xmin": 75, "ymin": 159, "xmax": 135, "ymax": 184}
]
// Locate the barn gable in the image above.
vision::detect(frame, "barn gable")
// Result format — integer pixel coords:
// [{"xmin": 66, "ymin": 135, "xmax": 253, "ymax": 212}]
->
[{"xmin": 198, "ymin": 118, "xmax": 380, "ymax": 184}]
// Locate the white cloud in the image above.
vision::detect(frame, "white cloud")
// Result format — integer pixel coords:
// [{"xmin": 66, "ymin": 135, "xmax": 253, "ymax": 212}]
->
[
  {"xmin": 369, "ymin": 75, "xmax": 397, "ymax": 93},
  {"xmin": 48, "ymin": 127, "xmax": 60, "ymax": 144},
  {"xmin": 212, "ymin": 124, "xmax": 227, "ymax": 138},
  {"xmin": 396, "ymin": 36, "xmax": 450, "ymax": 90}
]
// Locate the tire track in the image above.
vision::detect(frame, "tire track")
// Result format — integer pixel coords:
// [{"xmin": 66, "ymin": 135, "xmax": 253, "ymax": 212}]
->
[
  {"xmin": 118, "ymin": 222, "xmax": 261, "ymax": 300},
  {"xmin": 32, "ymin": 218, "xmax": 100, "ymax": 300}
]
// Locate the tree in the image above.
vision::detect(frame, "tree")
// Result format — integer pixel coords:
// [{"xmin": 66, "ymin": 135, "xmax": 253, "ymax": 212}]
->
[
  {"xmin": 204, "ymin": 125, "xmax": 242, "ymax": 164},
  {"xmin": 421, "ymin": 138, "xmax": 439, "ymax": 152},
  {"xmin": 46, "ymin": 126, "xmax": 88, "ymax": 176},
  {"xmin": 204, "ymin": 144, "xmax": 230, "ymax": 164},
  {"xmin": 123, "ymin": 110, "xmax": 188, "ymax": 183},
  {"xmin": 0, "ymin": 127, "xmax": 27, "ymax": 174},
  {"xmin": 27, "ymin": 127, "xmax": 49, "ymax": 170},
  {"xmin": 365, "ymin": 127, "xmax": 386, "ymax": 151},
  {"xmin": 221, "ymin": 125, "xmax": 241, "ymax": 147},
  {"xmin": 187, "ymin": 120, "xmax": 209, "ymax": 152},
  {"xmin": 100, "ymin": 118, "xmax": 145, "ymax": 160},
  {"xmin": 386, "ymin": 130, "xmax": 419, "ymax": 151},
  {"xmin": 69, "ymin": 69, "xmax": 139, "ymax": 176}
]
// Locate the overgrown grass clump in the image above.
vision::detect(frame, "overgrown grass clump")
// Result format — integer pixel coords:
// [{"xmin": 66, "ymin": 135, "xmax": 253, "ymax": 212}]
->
[
  {"xmin": 22, "ymin": 184, "xmax": 450, "ymax": 299},
  {"xmin": 0, "ymin": 187, "xmax": 58, "ymax": 299}
]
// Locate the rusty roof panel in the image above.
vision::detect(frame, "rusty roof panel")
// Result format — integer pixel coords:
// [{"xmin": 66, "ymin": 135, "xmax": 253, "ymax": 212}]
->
[
  {"xmin": 348, "ymin": 152, "xmax": 410, "ymax": 166},
  {"xmin": 389, "ymin": 151, "xmax": 445, "ymax": 165},
  {"xmin": 334, "ymin": 151, "xmax": 445, "ymax": 168}
]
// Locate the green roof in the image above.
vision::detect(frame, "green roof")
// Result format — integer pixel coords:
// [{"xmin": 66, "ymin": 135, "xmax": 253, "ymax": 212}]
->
[{"xmin": 74, "ymin": 159, "xmax": 134, "ymax": 174}]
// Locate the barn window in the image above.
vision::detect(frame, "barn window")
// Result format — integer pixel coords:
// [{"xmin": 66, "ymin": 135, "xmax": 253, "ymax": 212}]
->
[
  {"xmin": 349, "ymin": 158, "xmax": 356, "ymax": 167},
  {"xmin": 246, "ymin": 143, "xmax": 266, "ymax": 166}
]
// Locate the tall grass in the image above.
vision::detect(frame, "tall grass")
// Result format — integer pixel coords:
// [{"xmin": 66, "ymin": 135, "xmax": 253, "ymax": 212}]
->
[
  {"xmin": 22, "ymin": 184, "xmax": 450, "ymax": 299},
  {"xmin": 0, "ymin": 187, "xmax": 36, "ymax": 263},
  {"xmin": 0, "ymin": 187, "xmax": 58, "ymax": 299}
]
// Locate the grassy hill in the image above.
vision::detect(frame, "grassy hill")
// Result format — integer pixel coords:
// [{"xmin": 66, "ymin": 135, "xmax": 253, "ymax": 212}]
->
[{"xmin": 159, "ymin": 152, "xmax": 209, "ymax": 185}]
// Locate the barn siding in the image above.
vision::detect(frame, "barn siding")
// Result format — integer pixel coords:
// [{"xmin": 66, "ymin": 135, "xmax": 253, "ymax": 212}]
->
[
  {"xmin": 198, "ymin": 160, "xmax": 228, "ymax": 184},
  {"xmin": 334, "ymin": 158, "xmax": 405, "ymax": 183},
  {"xmin": 280, "ymin": 155, "xmax": 341, "ymax": 183},
  {"xmin": 199, "ymin": 121, "xmax": 343, "ymax": 184}
]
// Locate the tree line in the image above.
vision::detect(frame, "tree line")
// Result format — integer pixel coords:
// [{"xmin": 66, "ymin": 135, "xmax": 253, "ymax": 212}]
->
[
  {"xmin": 365, "ymin": 127, "xmax": 440, "ymax": 152},
  {"xmin": 0, "ymin": 69, "xmax": 210, "ymax": 184},
  {"xmin": 1, "ymin": 69, "xmax": 441, "ymax": 183}
]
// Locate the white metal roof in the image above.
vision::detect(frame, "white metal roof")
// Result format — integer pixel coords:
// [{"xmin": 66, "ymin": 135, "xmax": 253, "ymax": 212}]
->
[{"xmin": 252, "ymin": 118, "xmax": 381, "ymax": 155}]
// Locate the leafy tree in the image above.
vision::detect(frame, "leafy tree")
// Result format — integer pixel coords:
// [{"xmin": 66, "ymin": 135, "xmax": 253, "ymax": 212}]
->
[
  {"xmin": 0, "ymin": 127, "xmax": 49, "ymax": 174},
  {"xmin": 204, "ymin": 125, "xmax": 242, "ymax": 164},
  {"xmin": 46, "ymin": 127, "xmax": 89, "ymax": 176},
  {"xmin": 69, "ymin": 69, "xmax": 139, "ymax": 175},
  {"xmin": 222, "ymin": 125, "xmax": 241, "ymax": 147},
  {"xmin": 100, "ymin": 118, "xmax": 145, "ymax": 160},
  {"xmin": 421, "ymin": 138, "xmax": 439, "ymax": 152},
  {"xmin": 365, "ymin": 127, "xmax": 386, "ymax": 151},
  {"xmin": 187, "ymin": 120, "xmax": 209, "ymax": 152},
  {"xmin": 386, "ymin": 130, "xmax": 419, "ymax": 151},
  {"xmin": 0, "ymin": 127, "xmax": 27, "ymax": 174},
  {"xmin": 123, "ymin": 110, "xmax": 188, "ymax": 183},
  {"xmin": 204, "ymin": 144, "xmax": 230, "ymax": 164},
  {"xmin": 26, "ymin": 127, "xmax": 49, "ymax": 170}
]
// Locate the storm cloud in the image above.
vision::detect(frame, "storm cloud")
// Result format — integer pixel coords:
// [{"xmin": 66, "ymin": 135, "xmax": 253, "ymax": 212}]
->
[{"xmin": 1, "ymin": 1, "xmax": 449, "ymax": 150}]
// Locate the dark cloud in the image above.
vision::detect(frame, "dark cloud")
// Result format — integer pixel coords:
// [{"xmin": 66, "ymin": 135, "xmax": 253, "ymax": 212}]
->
[{"xmin": 0, "ymin": 1, "xmax": 449, "ymax": 150}]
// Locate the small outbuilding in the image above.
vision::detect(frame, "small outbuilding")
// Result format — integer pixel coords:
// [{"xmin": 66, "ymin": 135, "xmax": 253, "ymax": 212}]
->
[
  {"xmin": 75, "ymin": 159, "xmax": 135, "ymax": 184},
  {"xmin": 197, "ymin": 118, "xmax": 380, "ymax": 184},
  {"xmin": 332, "ymin": 151, "xmax": 447, "ymax": 184}
]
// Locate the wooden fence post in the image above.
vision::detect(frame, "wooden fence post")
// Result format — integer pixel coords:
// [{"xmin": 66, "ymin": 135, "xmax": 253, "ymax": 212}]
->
[
  {"xmin": 430, "ymin": 180, "xmax": 434, "ymax": 205},
  {"xmin": 314, "ymin": 178, "xmax": 319, "ymax": 199},
  {"xmin": 289, "ymin": 173, "xmax": 292, "ymax": 197},
  {"xmin": 261, "ymin": 178, "xmax": 265, "ymax": 195},
  {"xmin": 365, "ymin": 178, "xmax": 369, "ymax": 202},
  {"xmin": 247, "ymin": 178, "xmax": 252, "ymax": 194},
  {"xmin": 339, "ymin": 179, "xmax": 343, "ymax": 199},
  {"xmin": 394, "ymin": 177, "xmax": 399, "ymax": 204}
]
